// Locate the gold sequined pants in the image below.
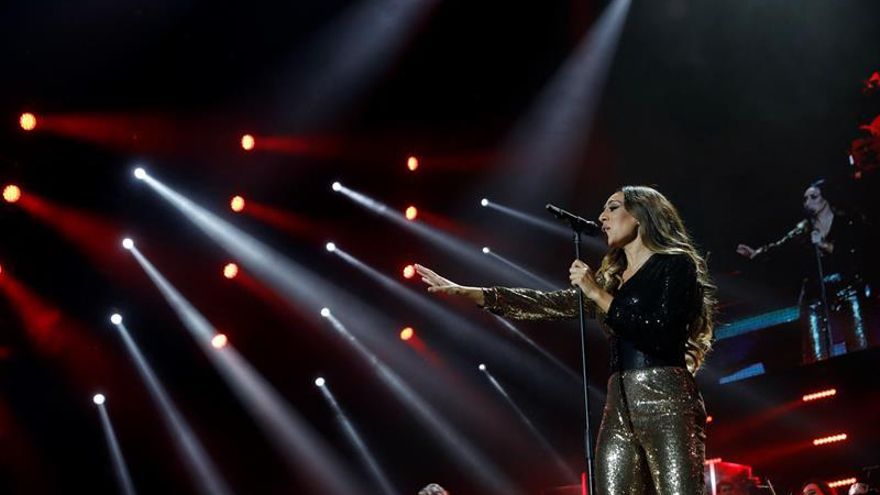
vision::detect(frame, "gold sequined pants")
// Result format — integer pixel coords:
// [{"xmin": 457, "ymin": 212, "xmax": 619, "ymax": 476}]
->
[{"xmin": 595, "ymin": 367, "xmax": 707, "ymax": 495}]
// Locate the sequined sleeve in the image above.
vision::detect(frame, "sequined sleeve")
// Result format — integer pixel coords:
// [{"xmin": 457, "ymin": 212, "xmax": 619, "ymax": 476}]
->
[
  {"xmin": 755, "ymin": 220, "xmax": 808, "ymax": 259},
  {"xmin": 603, "ymin": 255, "xmax": 698, "ymax": 351},
  {"xmin": 481, "ymin": 287, "xmax": 596, "ymax": 321}
]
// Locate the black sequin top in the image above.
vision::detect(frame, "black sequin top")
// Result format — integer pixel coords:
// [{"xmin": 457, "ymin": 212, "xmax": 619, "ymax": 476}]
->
[{"xmin": 482, "ymin": 253, "xmax": 700, "ymax": 372}]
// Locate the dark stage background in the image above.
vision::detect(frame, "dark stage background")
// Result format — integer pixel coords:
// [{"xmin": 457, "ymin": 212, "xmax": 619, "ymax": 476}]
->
[{"xmin": 1, "ymin": 1, "xmax": 878, "ymax": 493}]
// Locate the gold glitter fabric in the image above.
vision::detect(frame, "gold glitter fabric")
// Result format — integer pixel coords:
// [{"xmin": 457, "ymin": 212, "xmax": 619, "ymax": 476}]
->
[
  {"xmin": 596, "ymin": 367, "xmax": 706, "ymax": 495},
  {"xmin": 481, "ymin": 287, "xmax": 596, "ymax": 320}
]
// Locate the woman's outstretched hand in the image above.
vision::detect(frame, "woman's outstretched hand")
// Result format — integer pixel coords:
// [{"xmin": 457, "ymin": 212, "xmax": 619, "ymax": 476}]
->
[
  {"xmin": 735, "ymin": 244, "xmax": 758, "ymax": 259},
  {"xmin": 414, "ymin": 264, "xmax": 485, "ymax": 306}
]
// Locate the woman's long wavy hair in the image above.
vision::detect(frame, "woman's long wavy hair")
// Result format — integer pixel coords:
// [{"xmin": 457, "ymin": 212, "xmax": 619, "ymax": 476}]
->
[{"xmin": 594, "ymin": 186, "xmax": 717, "ymax": 373}]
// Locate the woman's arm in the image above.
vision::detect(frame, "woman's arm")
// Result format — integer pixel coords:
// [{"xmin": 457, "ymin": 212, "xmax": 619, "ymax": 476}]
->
[
  {"xmin": 483, "ymin": 286, "xmax": 594, "ymax": 320},
  {"xmin": 416, "ymin": 264, "xmax": 595, "ymax": 321},
  {"xmin": 739, "ymin": 220, "xmax": 809, "ymax": 260},
  {"xmin": 415, "ymin": 264, "xmax": 485, "ymax": 305}
]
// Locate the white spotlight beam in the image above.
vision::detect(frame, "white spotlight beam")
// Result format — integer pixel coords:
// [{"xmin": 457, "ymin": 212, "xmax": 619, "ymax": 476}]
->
[
  {"xmin": 317, "ymin": 381, "xmax": 398, "ymax": 495},
  {"xmin": 130, "ymin": 172, "xmax": 547, "ymax": 486},
  {"xmin": 333, "ymin": 183, "xmax": 524, "ymax": 282},
  {"xmin": 133, "ymin": 172, "xmax": 495, "ymax": 411},
  {"xmin": 322, "ymin": 311, "xmax": 522, "ymax": 495},
  {"xmin": 496, "ymin": 0, "xmax": 632, "ymax": 204},
  {"xmin": 482, "ymin": 199, "xmax": 606, "ymax": 253},
  {"xmin": 136, "ymin": 172, "xmax": 370, "ymax": 323},
  {"xmin": 133, "ymin": 171, "xmax": 514, "ymax": 429},
  {"xmin": 479, "ymin": 366, "xmax": 578, "ymax": 484},
  {"xmin": 135, "ymin": 171, "xmax": 576, "ymax": 401},
  {"xmin": 490, "ymin": 315, "xmax": 582, "ymax": 384},
  {"xmin": 114, "ymin": 322, "xmax": 233, "ymax": 495},
  {"xmin": 126, "ymin": 247, "xmax": 358, "ymax": 494},
  {"xmin": 326, "ymin": 248, "xmax": 541, "ymax": 442},
  {"xmin": 276, "ymin": 0, "xmax": 440, "ymax": 129},
  {"xmin": 483, "ymin": 200, "xmax": 567, "ymax": 237},
  {"xmin": 95, "ymin": 399, "xmax": 137, "ymax": 495},
  {"xmin": 483, "ymin": 249, "xmax": 559, "ymax": 291},
  {"xmin": 330, "ymin": 245, "xmax": 575, "ymax": 387}
]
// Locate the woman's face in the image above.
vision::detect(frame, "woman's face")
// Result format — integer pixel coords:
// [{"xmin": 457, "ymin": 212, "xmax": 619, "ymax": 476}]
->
[
  {"xmin": 599, "ymin": 191, "xmax": 640, "ymax": 248},
  {"xmin": 803, "ymin": 186, "xmax": 828, "ymax": 215}
]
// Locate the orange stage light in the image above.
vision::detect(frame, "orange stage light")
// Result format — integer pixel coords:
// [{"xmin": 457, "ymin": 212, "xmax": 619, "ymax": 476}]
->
[
  {"xmin": 403, "ymin": 264, "xmax": 415, "ymax": 279},
  {"xmin": 19, "ymin": 113, "xmax": 37, "ymax": 131},
  {"xmin": 211, "ymin": 334, "xmax": 228, "ymax": 349},
  {"xmin": 241, "ymin": 134, "xmax": 255, "ymax": 151},
  {"xmin": 706, "ymin": 416, "xmax": 713, "ymax": 424},
  {"xmin": 828, "ymin": 478, "xmax": 857, "ymax": 489},
  {"xmin": 405, "ymin": 206, "xmax": 418, "ymax": 220},
  {"xmin": 400, "ymin": 327, "xmax": 414, "ymax": 341},
  {"xmin": 230, "ymin": 195, "xmax": 246, "ymax": 212},
  {"xmin": 223, "ymin": 263, "xmax": 239, "ymax": 279},
  {"xmin": 407, "ymin": 156, "xmax": 419, "ymax": 171},
  {"xmin": 813, "ymin": 433, "xmax": 847, "ymax": 446},
  {"xmin": 802, "ymin": 388, "xmax": 836, "ymax": 402},
  {"xmin": 3, "ymin": 185, "xmax": 21, "ymax": 203}
]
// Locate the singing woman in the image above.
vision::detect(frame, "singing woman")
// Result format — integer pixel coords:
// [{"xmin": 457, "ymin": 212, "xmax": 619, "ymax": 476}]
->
[{"xmin": 416, "ymin": 186, "xmax": 716, "ymax": 495}]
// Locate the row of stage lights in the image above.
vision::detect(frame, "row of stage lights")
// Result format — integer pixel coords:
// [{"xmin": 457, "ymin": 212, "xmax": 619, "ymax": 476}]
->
[
  {"xmin": 799, "ymin": 388, "xmax": 848, "ymax": 449},
  {"xmin": 0, "ymin": 186, "xmax": 487, "ymax": 231},
  {"xmin": 95, "ymin": 363, "xmax": 500, "ymax": 399},
  {"xmin": 119, "ymin": 223, "xmax": 420, "ymax": 343},
  {"xmin": 225, "ymin": 182, "xmax": 421, "ymax": 220},
  {"xmin": 9, "ymin": 113, "xmax": 498, "ymax": 227},
  {"xmin": 8, "ymin": 121, "xmax": 499, "ymax": 363},
  {"xmin": 13, "ymin": 113, "xmax": 510, "ymax": 347},
  {"xmin": 705, "ymin": 386, "xmax": 852, "ymax": 488},
  {"xmin": 16, "ymin": 112, "xmax": 421, "ymax": 172},
  {"xmin": 117, "ymin": 168, "xmax": 438, "ymax": 345},
  {"xmin": 238, "ymin": 133, "xmax": 419, "ymax": 172}
]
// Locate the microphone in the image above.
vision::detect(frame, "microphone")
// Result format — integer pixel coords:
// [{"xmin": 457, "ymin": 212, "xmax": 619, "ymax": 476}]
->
[{"xmin": 545, "ymin": 204, "xmax": 602, "ymax": 236}]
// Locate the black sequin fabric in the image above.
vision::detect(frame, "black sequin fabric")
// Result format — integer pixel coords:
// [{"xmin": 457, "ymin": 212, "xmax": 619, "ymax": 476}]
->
[{"xmin": 604, "ymin": 253, "xmax": 699, "ymax": 371}]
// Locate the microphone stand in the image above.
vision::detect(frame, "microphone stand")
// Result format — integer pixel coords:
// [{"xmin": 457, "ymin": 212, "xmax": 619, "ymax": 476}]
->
[
  {"xmin": 546, "ymin": 204, "xmax": 599, "ymax": 495},
  {"xmin": 571, "ymin": 225, "xmax": 597, "ymax": 495}
]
